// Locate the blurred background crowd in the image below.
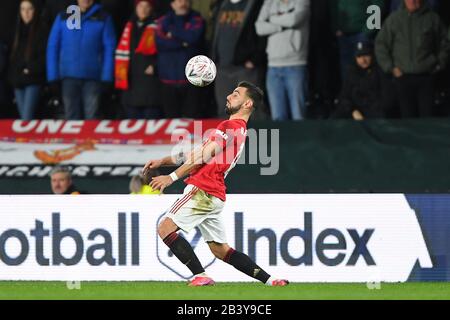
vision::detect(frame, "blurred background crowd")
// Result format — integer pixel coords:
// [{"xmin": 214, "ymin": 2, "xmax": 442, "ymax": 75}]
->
[{"xmin": 0, "ymin": 0, "xmax": 449, "ymax": 122}]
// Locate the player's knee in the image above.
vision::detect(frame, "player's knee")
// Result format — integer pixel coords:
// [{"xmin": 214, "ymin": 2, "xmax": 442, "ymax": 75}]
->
[
  {"xmin": 158, "ymin": 218, "xmax": 175, "ymax": 239},
  {"xmin": 157, "ymin": 224, "xmax": 167, "ymax": 239}
]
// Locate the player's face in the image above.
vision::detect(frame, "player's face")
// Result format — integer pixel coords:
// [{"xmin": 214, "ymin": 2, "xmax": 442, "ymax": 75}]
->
[
  {"xmin": 226, "ymin": 87, "xmax": 248, "ymax": 115},
  {"xmin": 51, "ymin": 173, "xmax": 72, "ymax": 194}
]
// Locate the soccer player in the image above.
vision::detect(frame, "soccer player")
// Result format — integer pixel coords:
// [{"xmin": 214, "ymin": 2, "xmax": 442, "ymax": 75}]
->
[{"xmin": 143, "ymin": 81, "xmax": 289, "ymax": 286}]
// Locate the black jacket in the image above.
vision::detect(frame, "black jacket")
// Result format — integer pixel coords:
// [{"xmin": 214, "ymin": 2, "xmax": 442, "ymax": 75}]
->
[
  {"xmin": 8, "ymin": 21, "xmax": 48, "ymax": 88},
  {"xmin": 122, "ymin": 17, "xmax": 161, "ymax": 108},
  {"xmin": 211, "ymin": 0, "xmax": 266, "ymax": 67},
  {"xmin": 333, "ymin": 61, "xmax": 385, "ymax": 119}
]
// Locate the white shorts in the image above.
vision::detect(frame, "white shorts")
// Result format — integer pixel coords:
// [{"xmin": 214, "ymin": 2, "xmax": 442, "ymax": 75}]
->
[{"xmin": 164, "ymin": 184, "xmax": 227, "ymax": 243}]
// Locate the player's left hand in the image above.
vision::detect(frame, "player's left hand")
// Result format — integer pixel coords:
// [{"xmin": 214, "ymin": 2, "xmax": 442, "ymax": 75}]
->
[{"xmin": 149, "ymin": 175, "xmax": 173, "ymax": 194}]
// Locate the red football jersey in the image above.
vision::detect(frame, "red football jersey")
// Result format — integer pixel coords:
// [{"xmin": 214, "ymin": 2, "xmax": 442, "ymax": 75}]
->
[{"xmin": 185, "ymin": 119, "xmax": 247, "ymax": 201}]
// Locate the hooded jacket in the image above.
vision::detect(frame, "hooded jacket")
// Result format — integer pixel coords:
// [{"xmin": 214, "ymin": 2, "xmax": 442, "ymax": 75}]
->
[
  {"xmin": 46, "ymin": 3, "xmax": 117, "ymax": 82},
  {"xmin": 375, "ymin": 2, "xmax": 449, "ymax": 74}
]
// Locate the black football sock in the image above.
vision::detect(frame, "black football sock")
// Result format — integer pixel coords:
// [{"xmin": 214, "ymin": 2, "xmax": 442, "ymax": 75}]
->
[
  {"xmin": 223, "ymin": 248, "xmax": 270, "ymax": 283},
  {"xmin": 163, "ymin": 232, "xmax": 205, "ymax": 276}
]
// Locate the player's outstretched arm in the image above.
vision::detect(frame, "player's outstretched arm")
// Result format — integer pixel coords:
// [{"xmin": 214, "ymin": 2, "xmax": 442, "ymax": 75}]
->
[
  {"xmin": 149, "ymin": 141, "xmax": 221, "ymax": 193},
  {"xmin": 142, "ymin": 155, "xmax": 178, "ymax": 176},
  {"xmin": 175, "ymin": 140, "xmax": 221, "ymax": 178}
]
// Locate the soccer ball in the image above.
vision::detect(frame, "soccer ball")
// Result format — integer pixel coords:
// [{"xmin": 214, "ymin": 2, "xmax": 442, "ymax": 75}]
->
[{"xmin": 185, "ymin": 55, "xmax": 217, "ymax": 87}]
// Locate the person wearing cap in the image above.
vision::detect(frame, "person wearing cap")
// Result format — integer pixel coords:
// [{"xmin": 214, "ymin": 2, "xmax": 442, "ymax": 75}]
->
[
  {"xmin": 375, "ymin": 0, "xmax": 450, "ymax": 118},
  {"xmin": 332, "ymin": 41, "xmax": 385, "ymax": 120},
  {"xmin": 115, "ymin": 0, "xmax": 162, "ymax": 119},
  {"xmin": 8, "ymin": 0, "xmax": 49, "ymax": 120},
  {"xmin": 329, "ymin": 0, "xmax": 387, "ymax": 80}
]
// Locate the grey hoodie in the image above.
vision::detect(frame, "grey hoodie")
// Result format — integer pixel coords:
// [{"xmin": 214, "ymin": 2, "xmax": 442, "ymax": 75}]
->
[{"xmin": 255, "ymin": 0, "xmax": 310, "ymax": 67}]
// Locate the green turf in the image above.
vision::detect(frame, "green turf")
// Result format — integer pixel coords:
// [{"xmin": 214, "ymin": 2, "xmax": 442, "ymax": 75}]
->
[{"xmin": 0, "ymin": 282, "xmax": 449, "ymax": 300}]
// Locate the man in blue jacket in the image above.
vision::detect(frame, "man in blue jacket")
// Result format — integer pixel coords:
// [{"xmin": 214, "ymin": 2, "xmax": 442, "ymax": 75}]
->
[
  {"xmin": 47, "ymin": 0, "xmax": 116, "ymax": 120},
  {"xmin": 156, "ymin": 0, "xmax": 205, "ymax": 119}
]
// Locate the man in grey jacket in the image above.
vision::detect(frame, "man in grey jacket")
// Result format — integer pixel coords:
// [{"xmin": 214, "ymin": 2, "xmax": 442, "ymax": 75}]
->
[{"xmin": 255, "ymin": 0, "xmax": 310, "ymax": 120}]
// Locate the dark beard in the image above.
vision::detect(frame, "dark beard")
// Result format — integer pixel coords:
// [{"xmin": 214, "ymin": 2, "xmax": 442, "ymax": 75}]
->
[{"xmin": 225, "ymin": 104, "xmax": 241, "ymax": 116}]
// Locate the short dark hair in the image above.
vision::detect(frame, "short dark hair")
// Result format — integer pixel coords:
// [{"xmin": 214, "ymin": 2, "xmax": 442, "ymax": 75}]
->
[{"xmin": 238, "ymin": 81, "xmax": 264, "ymax": 110}]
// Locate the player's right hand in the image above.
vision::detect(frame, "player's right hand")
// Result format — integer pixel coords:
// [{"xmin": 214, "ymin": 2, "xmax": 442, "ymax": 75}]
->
[{"xmin": 143, "ymin": 159, "xmax": 163, "ymax": 175}]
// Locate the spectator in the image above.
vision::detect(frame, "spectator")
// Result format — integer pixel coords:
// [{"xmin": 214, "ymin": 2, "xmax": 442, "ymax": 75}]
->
[
  {"xmin": 50, "ymin": 166, "xmax": 82, "ymax": 194},
  {"xmin": 155, "ymin": 0, "xmax": 205, "ymax": 118},
  {"xmin": 256, "ymin": 0, "xmax": 310, "ymax": 121},
  {"xmin": 129, "ymin": 172, "xmax": 160, "ymax": 194},
  {"xmin": 332, "ymin": 41, "xmax": 385, "ymax": 120},
  {"xmin": 330, "ymin": 0, "xmax": 386, "ymax": 79},
  {"xmin": 211, "ymin": 0, "xmax": 267, "ymax": 119},
  {"xmin": 116, "ymin": 0, "xmax": 161, "ymax": 119},
  {"xmin": 375, "ymin": 0, "xmax": 450, "ymax": 118},
  {"xmin": 46, "ymin": 0, "xmax": 117, "ymax": 120},
  {"xmin": 9, "ymin": 0, "xmax": 48, "ymax": 120}
]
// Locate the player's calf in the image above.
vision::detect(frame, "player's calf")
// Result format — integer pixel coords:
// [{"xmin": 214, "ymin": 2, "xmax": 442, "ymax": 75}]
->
[
  {"xmin": 208, "ymin": 242, "xmax": 232, "ymax": 260},
  {"xmin": 213, "ymin": 245, "xmax": 289, "ymax": 286},
  {"xmin": 159, "ymin": 218, "xmax": 206, "ymax": 278}
]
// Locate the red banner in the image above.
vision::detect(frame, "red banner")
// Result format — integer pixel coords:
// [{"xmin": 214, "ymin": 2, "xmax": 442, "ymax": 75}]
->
[{"xmin": 0, "ymin": 119, "xmax": 223, "ymax": 145}]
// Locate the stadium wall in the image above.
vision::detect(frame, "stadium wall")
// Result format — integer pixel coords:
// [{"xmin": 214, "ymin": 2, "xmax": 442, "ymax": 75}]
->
[{"xmin": 0, "ymin": 194, "xmax": 448, "ymax": 282}]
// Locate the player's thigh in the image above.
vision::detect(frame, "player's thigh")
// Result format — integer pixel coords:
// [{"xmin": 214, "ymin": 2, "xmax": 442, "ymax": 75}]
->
[
  {"xmin": 198, "ymin": 206, "xmax": 227, "ymax": 245},
  {"xmin": 164, "ymin": 185, "xmax": 209, "ymax": 233}
]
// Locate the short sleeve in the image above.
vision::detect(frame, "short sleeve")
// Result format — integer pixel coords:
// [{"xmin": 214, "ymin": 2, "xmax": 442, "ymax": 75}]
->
[{"xmin": 209, "ymin": 121, "xmax": 240, "ymax": 150}]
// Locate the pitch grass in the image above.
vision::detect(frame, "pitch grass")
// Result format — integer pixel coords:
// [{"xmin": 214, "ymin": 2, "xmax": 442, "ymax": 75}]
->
[{"xmin": 0, "ymin": 282, "xmax": 449, "ymax": 300}]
